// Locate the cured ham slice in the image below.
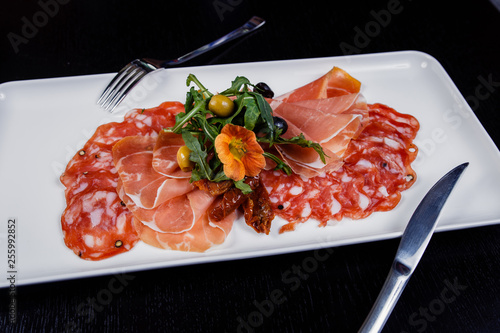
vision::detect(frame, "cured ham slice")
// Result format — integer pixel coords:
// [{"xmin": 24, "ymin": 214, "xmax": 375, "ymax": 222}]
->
[
  {"xmin": 274, "ymin": 67, "xmax": 361, "ymax": 102},
  {"xmin": 273, "ymin": 102, "xmax": 363, "ymax": 156},
  {"xmin": 61, "ymin": 102, "xmax": 185, "ymax": 192},
  {"xmin": 117, "ymin": 181, "xmax": 195, "ymax": 234},
  {"xmin": 290, "ymin": 94, "xmax": 360, "ymax": 115},
  {"xmin": 152, "ymin": 131, "xmax": 192, "ymax": 178},
  {"xmin": 266, "ymin": 67, "xmax": 369, "ymax": 177},
  {"xmin": 114, "ymin": 134, "xmax": 236, "ymax": 249},
  {"xmin": 272, "ymin": 119, "xmax": 344, "ymax": 178},
  {"xmin": 112, "ymin": 136, "xmax": 194, "ymax": 210},
  {"xmin": 132, "ymin": 193, "xmax": 235, "ymax": 252}
]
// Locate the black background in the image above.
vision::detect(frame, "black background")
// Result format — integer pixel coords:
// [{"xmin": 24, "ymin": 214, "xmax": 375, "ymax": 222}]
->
[{"xmin": 1, "ymin": 0, "xmax": 500, "ymax": 332}]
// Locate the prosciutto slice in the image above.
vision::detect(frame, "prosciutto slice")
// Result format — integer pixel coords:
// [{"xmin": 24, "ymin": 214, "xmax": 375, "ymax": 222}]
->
[
  {"xmin": 272, "ymin": 120, "xmax": 344, "ymax": 178},
  {"xmin": 268, "ymin": 67, "xmax": 369, "ymax": 177},
  {"xmin": 132, "ymin": 191, "xmax": 235, "ymax": 252},
  {"xmin": 113, "ymin": 127, "xmax": 236, "ymax": 250},
  {"xmin": 112, "ymin": 136, "xmax": 194, "ymax": 210},
  {"xmin": 117, "ymin": 180, "xmax": 195, "ymax": 234},
  {"xmin": 274, "ymin": 67, "xmax": 362, "ymax": 102},
  {"xmin": 152, "ymin": 130, "xmax": 192, "ymax": 178},
  {"xmin": 113, "ymin": 135, "xmax": 197, "ymax": 233}
]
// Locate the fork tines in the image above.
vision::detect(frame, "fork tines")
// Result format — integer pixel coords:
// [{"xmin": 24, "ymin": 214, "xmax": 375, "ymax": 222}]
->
[{"xmin": 97, "ymin": 59, "xmax": 156, "ymax": 112}]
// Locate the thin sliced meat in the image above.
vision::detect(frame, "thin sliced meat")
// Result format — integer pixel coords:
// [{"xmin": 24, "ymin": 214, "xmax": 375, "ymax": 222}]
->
[
  {"xmin": 61, "ymin": 188, "xmax": 139, "ymax": 260},
  {"xmin": 88, "ymin": 121, "xmax": 151, "ymax": 149},
  {"xmin": 60, "ymin": 119, "xmax": 157, "ymax": 191},
  {"xmin": 265, "ymin": 67, "xmax": 368, "ymax": 177},
  {"xmin": 270, "ymin": 111, "xmax": 344, "ymax": 177},
  {"xmin": 152, "ymin": 130, "xmax": 192, "ymax": 178},
  {"xmin": 61, "ymin": 103, "xmax": 187, "ymax": 260},
  {"xmin": 261, "ymin": 103, "xmax": 419, "ymax": 232},
  {"xmin": 272, "ymin": 102, "xmax": 363, "ymax": 156},
  {"xmin": 275, "ymin": 67, "xmax": 361, "ymax": 102},
  {"xmin": 117, "ymin": 181, "xmax": 195, "ymax": 233},
  {"xmin": 124, "ymin": 101, "xmax": 184, "ymax": 134},
  {"xmin": 275, "ymin": 144, "xmax": 343, "ymax": 178},
  {"xmin": 117, "ymin": 181, "xmax": 214, "ymax": 234},
  {"xmin": 112, "ymin": 136, "xmax": 194, "ymax": 209},
  {"xmin": 61, "ymin": 142, "xmax": 116, "ymax": 188},
  {"xmin": 133, "ymin": 190, "xmax": 234, "ymax": 252},
  {"xmin": 291, "ymin": 94, "xmax": 360, "ymax": 115},
  {"xmin": 63, "ymin": 169, "xmax": 117, "ymax": 202}
]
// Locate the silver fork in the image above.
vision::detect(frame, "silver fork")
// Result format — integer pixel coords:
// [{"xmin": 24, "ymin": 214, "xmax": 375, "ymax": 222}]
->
[{"xmin": 97, "ymin": 16, "xmax": 265, "ymax": 112}]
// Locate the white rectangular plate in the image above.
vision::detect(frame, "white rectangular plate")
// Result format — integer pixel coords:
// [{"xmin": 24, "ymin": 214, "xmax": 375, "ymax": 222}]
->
[{"xmin": 1, "ymin": 51, "xmax": 500, "ymax": 287}]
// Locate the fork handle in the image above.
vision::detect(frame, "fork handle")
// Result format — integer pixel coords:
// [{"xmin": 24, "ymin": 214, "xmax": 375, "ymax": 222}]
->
[{"xmin": 161, "ymin": 16, "xmax": 265, "ymax": 67}]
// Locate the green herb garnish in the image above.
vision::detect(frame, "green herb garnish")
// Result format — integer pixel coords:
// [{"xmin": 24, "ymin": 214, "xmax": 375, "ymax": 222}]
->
[{"xmin": 164, "ymin": 74, "xmax": 327, "ymax": 190}]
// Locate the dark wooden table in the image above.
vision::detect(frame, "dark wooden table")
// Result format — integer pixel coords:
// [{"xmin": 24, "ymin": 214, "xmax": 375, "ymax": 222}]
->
[{"xmin": 2, "ymin": 0, "xmax": 500, "ymax": 332}]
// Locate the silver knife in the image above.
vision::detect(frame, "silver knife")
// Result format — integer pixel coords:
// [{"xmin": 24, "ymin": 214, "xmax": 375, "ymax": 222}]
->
[{"xmin": 358, "ymin": 162, "xmax": 469, "ymax": 333}]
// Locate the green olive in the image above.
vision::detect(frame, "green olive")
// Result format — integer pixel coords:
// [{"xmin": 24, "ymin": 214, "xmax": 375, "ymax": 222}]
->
[
  {"xmin": 208, "ymin": 94, "xmax": 235, "ymax": 117},
  {"xmin": 177, "ymin": 145, "xmax": 194, "ymax": 172}
]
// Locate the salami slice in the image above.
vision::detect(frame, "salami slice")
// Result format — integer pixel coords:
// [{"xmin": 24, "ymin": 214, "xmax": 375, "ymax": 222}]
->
[
  {"xmin": 60, "ymin": 103, "xmax": 184, "ymax": 260},
  {"xmin": 261, "ymin": 103, "xmax": 419, "ymax": 232},
  {"xmin": 61, "ymin": 188, "xmax": 139, "ymax": 260}
]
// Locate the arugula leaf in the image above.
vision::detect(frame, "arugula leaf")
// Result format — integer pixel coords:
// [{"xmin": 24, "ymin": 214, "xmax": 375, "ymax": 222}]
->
[
  {"xmin": 184, "ymin": 90, "xmax": 194, "ymax": 113},
  {"xmin": 234, "ymin": 179, "xmax": 252, "ymax": 194},
  {"xmin": 242, "ymin": 94, "xmax": 260, "ymax": 131},
  {"xmin": 261, "ymin": 133, "xmax": 328, "ymax": 164},
  {"xmin": 186, "ymin": 74, "xmax": 212, "ymax": 99},
  {"xmin": 251, "ymin": 92, "xmax": 274, "ymax": 139},
  {"xmin": 263, "ymin": 152, "xmax": 292, "ymax": 175},
  {"xmin": 181, "ymin": 130, "xmax": 213, "ymax": 181},
  {"xmin": 192, "ymin": 114, "xmax": 219, "ymax": 143},
  {"xmin": 172, "ymin": 93, "xmax": 206, "ymax": 133},
  {"xmin": 212, "ymin": 170, "xmax": 230, "ymax": 183},
  {"xmin": 219, "ymin": 76, "xmax": 251, "ymax": 96}
]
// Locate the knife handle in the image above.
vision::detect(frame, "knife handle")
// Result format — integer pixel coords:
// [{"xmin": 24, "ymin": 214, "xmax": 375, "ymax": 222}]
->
[{"xmin": 358, "ymin": 264, "xmax": 410, "ymax": 333}]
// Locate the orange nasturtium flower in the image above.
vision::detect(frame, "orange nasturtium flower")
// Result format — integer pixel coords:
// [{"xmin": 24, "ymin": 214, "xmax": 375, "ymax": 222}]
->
[{"xmin": 214, "ymin": 124, "xmax": 266, "ymax": 181}]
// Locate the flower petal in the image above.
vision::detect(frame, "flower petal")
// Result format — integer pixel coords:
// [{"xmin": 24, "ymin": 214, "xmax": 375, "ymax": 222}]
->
[
  {"xmin": 215, "ymin": 124, "xmax": 266, "ymax": 181},
  {"xmin": 224, "ymin": 158, "xmax": 245, "ymax": 181},
  {"xmin": 242, "ymin": 152, "xmax": 266, "ymax": 177}
]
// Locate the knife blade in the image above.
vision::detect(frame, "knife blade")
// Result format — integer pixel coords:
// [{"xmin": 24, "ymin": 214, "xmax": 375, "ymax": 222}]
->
[{"xmin": 358, "ymin": 162, "xmax": 469, "ymax": 333}]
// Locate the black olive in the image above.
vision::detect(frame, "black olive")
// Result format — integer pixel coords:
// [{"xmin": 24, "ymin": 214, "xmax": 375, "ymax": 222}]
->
[
  {"xmin": 254, "ymin": 82, "xmax": 274, "ymax": 98},
  {"xmin": 273, "ymin": 116, "xmax": 288, "ymax": 135}
]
